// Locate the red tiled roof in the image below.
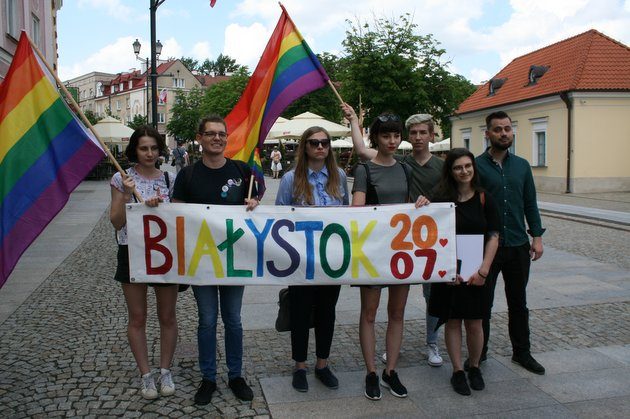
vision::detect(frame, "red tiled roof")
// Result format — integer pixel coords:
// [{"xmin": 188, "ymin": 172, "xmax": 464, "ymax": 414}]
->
[
  {"xmin": 104, "ymin": 61, "xmax": 179, "ymax": 94},
  {"xmin": 195, "ymin": 74, "xmax": 230, "ymax": 87},
  {"xmin": 455, "ymin": 29, "xmax": 630, "ymax": 115}
]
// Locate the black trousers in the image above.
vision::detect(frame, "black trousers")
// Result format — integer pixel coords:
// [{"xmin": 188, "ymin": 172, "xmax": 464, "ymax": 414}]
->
[
  {"xmin": 289, "ymin": 285, "xmax": 341, "ymax": 363},
  {"xmin": 483, "ymin": 243, "xmax": 532, "ymax": 357}
]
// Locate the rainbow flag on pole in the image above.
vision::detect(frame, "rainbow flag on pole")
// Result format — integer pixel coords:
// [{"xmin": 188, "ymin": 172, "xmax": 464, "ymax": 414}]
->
[
  {"xmin": 0, "ymin": 32, "xmax": 106, "ymax": 287},
  {"xmin": 224, "ymin": 5, "xmax": 330, "ymax": 197}
]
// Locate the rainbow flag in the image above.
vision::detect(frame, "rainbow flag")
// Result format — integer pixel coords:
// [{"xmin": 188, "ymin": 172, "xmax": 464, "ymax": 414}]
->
[
  {"xmin": 0, "ymin": 32, "xmax": 105, "ymax": 287},
  {"xmin": 224, "ymin": 5, "xmax": 330, "ymax": 197}
]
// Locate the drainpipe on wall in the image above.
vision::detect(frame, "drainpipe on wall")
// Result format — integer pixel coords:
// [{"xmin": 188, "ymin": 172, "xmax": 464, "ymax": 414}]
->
[{"xmin": 560, "ymin": 92, "xmax": 572, "ymax": 193}]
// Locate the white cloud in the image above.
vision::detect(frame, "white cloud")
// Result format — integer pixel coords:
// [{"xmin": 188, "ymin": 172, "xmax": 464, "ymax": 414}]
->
[
  {"xmin": 77, "ymin": 0, "xmax": 134, "ymax": 21},
  {"xmin": 469, "ymin": 68, "xmax": 492, "ymax": 85},
  {"xmin": 191, "ymin": 42, "xmax": 212, "ymax": 61},
  {"xmin": 160, "ymin": 38, "xmax": 183, "ymax": 60},
  {"xmin": 59, "ymin": 36, "xmax": 142, "ymax": 81},
  {"xmin": 223, "ymin": 23, "xmax": 271, "ymax": 70}
]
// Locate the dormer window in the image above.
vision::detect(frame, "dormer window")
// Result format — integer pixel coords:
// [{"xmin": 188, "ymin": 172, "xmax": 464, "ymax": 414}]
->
[
  {"xmin": 488, "ymin": 78, "xmax": 506, "ymax": 96},
  {"xmin": 528, "ymin": 65, "xmax": 549, "ymax": 85}
]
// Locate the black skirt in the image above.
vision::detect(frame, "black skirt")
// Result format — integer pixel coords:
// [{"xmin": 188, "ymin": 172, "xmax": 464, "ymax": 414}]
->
[{"xmin": 428, "ymin": 282, "xmax": 489, "ymax": 322}]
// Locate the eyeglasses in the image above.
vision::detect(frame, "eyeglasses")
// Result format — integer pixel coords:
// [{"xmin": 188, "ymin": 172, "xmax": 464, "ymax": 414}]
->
[
  {"xmin": 306, "ymin": 139, "xmax": 330, "ymax": 148},
  {"xmin": 202, "ymin": 131, "xmax": 227, "ymax": 139},
  {"xmin": 377, "ymin": 114, "xmax": 400, "ymax": 123}
]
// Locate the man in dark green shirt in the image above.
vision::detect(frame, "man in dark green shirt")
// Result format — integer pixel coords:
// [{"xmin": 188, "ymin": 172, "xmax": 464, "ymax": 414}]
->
[{"xmin": 475, "ymin": 110, "xmax": 546, "ymax": 375}]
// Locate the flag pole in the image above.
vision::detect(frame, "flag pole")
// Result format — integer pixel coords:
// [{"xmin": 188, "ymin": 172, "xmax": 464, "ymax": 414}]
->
[{"xmin": 28, "ymin": 37, "xmax": 143, "ymax": 203}]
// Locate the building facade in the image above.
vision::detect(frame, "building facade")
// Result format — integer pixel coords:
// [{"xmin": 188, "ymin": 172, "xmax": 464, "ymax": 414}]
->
[
  {"xmin": 451, "ymin": 30, "xmax": 630, "ymax": 193},
  {"xmin": 0, "ymin": 0, "xmax": 63, "ymax": 80}
]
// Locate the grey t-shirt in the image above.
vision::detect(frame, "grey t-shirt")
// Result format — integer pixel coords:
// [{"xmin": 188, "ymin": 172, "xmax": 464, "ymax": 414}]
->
[
  {"xmin": 401, "ymin": 154, "xmax": 443, "ymax": 200},
  {"xmin": 352, "ymin": 160, "xmax": 408, "ymax": 204}
]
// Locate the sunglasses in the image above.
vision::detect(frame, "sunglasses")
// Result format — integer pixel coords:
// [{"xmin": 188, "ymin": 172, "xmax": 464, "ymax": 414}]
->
[
  {"xmin": 306, "ymin": 139, "xmax": 330, "ymax": 148},
  {"xmin": 377, "ymin": 114, "xmax": 400, "ymax": 123}
]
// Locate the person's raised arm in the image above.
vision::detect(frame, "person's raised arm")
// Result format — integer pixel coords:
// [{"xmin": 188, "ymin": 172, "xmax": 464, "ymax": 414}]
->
[
  {"xmin": 341, "ymin": 102, "xmax": 376, "ymax": 161},
  {"xmin": 110, "ymin": 175, "xmax": 134, "ymax": 230}
]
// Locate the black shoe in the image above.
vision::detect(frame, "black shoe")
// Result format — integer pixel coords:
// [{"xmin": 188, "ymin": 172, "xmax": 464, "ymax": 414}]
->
[
  {"xmin": 467, "ymin": 367, "xmax": 485, "ymax": 391},
  {"xmin": 194, "ymin": 379, "xmax": 216, "ymax": 405},
  {"xmin": 364, "ymin": 372, "xmax": 381, "ymax": 400},
  {"xmin": 292, "ymin": 369, "xmax": 308, "ymax": 392},
  {"xmin": 314, "ymin": 366, "xmax": 338, "ymax": 389},
  {"xmin": 450, "ymin": 371, "xmax": 471, "ymax": 396},
  {"xmin": 381, "ymin": 369, "xmax": 408, "ymax": 398},
  {"xmin": 228, "ymin": 377, "xmax": 254, "ymax": 401},
  {"xmin": 463, "ymin": 353, "xmax": 487, "ymax": 371},
  {"xmin": 512, "ymin": 353, "xmax": 545, "ymax": 375}
]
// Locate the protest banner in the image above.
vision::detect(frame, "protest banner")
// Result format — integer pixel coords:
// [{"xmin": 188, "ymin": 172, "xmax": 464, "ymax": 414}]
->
[{"xmin": 127, "ymin": 203, "xmax": 457, "ymax": 286}]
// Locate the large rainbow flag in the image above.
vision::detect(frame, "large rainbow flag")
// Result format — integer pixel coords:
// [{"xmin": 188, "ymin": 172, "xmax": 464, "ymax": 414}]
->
[
  {"xmin": 0, "ymin": 32, "xmax": 106, "ymax": 287},
  {"xmin": 224, "ymin": 5, "xmax": 330, "ymax": 197}
]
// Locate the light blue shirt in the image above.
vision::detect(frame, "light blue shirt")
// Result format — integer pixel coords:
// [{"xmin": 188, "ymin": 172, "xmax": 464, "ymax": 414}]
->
[{"xmin": 275, "ymin": 167, "xmax": 349, "ymax": 206}]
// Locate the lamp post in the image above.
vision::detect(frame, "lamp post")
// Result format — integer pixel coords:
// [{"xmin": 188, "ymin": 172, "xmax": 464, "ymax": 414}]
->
[{"xmin": 132, "ymin": 38, "xmax": 162, "ymax": 129}]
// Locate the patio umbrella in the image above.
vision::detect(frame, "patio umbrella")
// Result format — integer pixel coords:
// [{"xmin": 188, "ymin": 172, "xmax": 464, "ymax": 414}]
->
[
  {"xmin": 267, "ymin": 112, "xmax": 350, "ymax": 139},
  {"xmin": 398, "ymin": 140, "xmax": 412, "ymax": 150},
  {"xmin": 430, "ymin": 138, "xmax": 451, "ymax": 152},
  {"xmin": 331, "ymin": 139, "xmax": 353, "ymax": 149},
  {"xmin": 92, "ymin": 116, "xmax": 134, "ymax": 145}
]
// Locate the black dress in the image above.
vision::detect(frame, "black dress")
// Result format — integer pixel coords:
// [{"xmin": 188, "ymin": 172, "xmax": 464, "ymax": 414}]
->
[{"xmin": 428, "ymin": 191, "xmax": 500, "ymax": 321}]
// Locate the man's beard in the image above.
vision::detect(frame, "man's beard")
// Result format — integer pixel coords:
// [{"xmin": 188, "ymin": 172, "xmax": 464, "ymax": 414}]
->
[{"xmin": 491, "ymin": 138, "xmax": 512, "ymax": 151}]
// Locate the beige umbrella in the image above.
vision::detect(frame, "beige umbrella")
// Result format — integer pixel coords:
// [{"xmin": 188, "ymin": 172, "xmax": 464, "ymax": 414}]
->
[
  {"xmin": 331, "ymin": 139, "xmax": 353, "ymax": 149},
  {"xmin": 268, "ymin": 112, "xmax": 350, "ymax": 139},
  {"xmin": 92, "ymin": 116, "xmax": 135, "ymax": 145},
  {"xmin": 430, "ymin": 138, "xmax": 451, "ymax": 152},
  {"xmin": 398, "ymin": 140, "xmax": 412, "ymax": 150}
]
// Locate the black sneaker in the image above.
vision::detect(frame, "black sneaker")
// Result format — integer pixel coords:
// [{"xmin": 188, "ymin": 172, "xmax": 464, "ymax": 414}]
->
[
  {"xmin": 463, "ymin": 353, "xmax": 487, "ymax": 371},
  {"xmin": 228, "ymin": 377, "xmax": 254, "ymax": 401},
  {"xmin": 292, "ymin": 369, "xmax": 308, "ymax": 392},
  {"xmin": 314, "ymin": 366, "xmax": 338, "ymax": 389},
  {"xmin": 364, "ymin": 372, "xmax": 381, "ymax": 400},
  {"xmin": 194, "ymin": 379, "xmax": 216, "ymax": 405},
  {"xmin": 512, "ymin": 353, "xmax": 545, "ymax": 375},
  {"xmin": 467, "ymin": 367, "xmax": 485, "ymax": 391},
  {"xmin": 450, "ymin": 370, "xmax": 471, "ymax": 396},
  {"xmin": 381, "ymin": 369, "xmax": 408, "ymax": 398}
]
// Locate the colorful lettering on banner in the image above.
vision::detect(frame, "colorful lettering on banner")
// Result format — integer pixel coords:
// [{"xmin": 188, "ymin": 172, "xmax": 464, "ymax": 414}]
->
[{"xmin": 127, "ymin": 203, "xmax": 457, "ymax": 286}]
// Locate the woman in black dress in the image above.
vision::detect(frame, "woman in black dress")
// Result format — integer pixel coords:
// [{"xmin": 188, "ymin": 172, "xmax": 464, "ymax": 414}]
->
[{"xmin": 429, "ymin": 148, "xmax": 499, "ymax": 396}]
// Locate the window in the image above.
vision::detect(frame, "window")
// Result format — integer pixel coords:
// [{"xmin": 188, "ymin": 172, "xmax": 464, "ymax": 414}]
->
[
  {"xmin": 6, "ymin": 0, "xmax": 19, "ymax": 38},
  {"xmin": 461, "ymin": 128, "xmax": 471, "ymax": 150},
  {"xmin": 31, "ymin": 14, "xmax": 40, "ymax": 47},
  {"xmin": 172, "ymin": 78, "xmax": 185, "ymax": 88},
  {"xmin": 119, "ymin": 83, "xmax": 124, "ymax": 91},
  {"xmin": 128, "ymin": 80, "xmax": 133, "ymax": 89},
  {"xmin": 530, "ymin": 118, "xmax": 547, "ymax": 166},
  {"xmin": 116, "ymin": 100, "xmax": 121, "ymax": 111},
  {"xmin": 158, "ymin": 113, "xmax": 165, "ymax": 123},
  {"xmin": 126, "ymin": 98, "xmax": 130, "ymax": 109}
]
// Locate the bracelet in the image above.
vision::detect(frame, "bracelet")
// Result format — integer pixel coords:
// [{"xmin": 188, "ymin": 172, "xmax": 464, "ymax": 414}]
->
[{"xmin": 477, "ymin": 270, "xmax": 487, "ymax": 279}]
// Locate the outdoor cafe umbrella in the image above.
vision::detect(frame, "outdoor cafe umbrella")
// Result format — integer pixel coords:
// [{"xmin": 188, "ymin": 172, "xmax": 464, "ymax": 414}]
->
[
  {"xmin": 430, "ymin": 138, "xmax": 451, "ymax": 152},
  {"xmin": 267, "ymin": 112, "xmax": 351, "ymax": 139},
  {"xmin": 331, "ymin": 138, "xmax": 353, "ymax": 149},
  {"xmin": 92, "ymin": 116, "xmax": 134, "ymax": 145}
]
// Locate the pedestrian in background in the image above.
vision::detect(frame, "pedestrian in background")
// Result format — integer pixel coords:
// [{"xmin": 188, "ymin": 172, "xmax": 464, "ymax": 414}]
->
[
  {"xmin": 428, "ymin": 148, "xmax": 499, "ymax": 395},
  {"xmin": 275, "ymin": 126, "xmax": 349, "ymax": 393},
  {"xmin": 109, "ymin": 125, "xmax": 178, "ymax": 400},
  {"xmin": 270, "ymin": 146, "xmax": 283, "ymax": 179}
]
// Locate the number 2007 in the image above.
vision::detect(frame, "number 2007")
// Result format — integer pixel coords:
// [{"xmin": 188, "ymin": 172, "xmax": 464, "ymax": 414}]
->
[{"xmin": 389, "ymin": 214, "xmax": 438, "ymax": 280}]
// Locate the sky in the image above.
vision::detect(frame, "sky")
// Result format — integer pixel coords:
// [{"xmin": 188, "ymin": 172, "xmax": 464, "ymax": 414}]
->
[{"xmin": 58, "ymin": 0, "xmax": 630, "ymax": 84}]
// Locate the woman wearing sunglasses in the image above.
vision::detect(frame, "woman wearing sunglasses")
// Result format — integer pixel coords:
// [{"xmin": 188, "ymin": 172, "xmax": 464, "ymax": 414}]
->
[
  {"xmin": 349, "ymin": 111, "xmax": 428, "ymax": 400},
  {"xmin": 275, "ymin": 126, "xmax": 350, "ymax": 392}
]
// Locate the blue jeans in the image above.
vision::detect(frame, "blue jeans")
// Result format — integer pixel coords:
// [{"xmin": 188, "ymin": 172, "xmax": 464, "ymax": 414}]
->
[
  {"xmin": 192, "ymin": 285, "xmax": 244, "ymax": 381},
  {"xmin": 423, "ymin": 284, "xmax": 440, "ymax": 345}
]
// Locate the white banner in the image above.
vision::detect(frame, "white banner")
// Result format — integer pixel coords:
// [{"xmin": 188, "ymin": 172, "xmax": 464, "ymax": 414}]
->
[{"xmin": 126, "ymin": 203, "xmax": 457, "ymax": 286}]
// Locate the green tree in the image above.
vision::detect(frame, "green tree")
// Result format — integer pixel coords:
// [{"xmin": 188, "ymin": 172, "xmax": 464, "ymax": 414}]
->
[
  {"xmin": 83, "ymin": 109, "xmax": 99, "ymax": 125},
  {"xmin": 200, "ymin": 67, "xmax": 250, "ymax": 116},
  {"xmin": 166, "ymin": 87, "xmax": 206, "ymax": 142},
  {"xmin": 198, "ymin": 54, "xmax": 243, "ymax": 76},
  {"xmin": 339, "ymin": 13, "xmax": 474, "ymax": 135},
  {"xmin": 128, "ymin": 114, "xmax": 148, "ymax": 131},
  {"xmin": 179, "ymin": 56, "xmax": 199, "ymax": 72}
]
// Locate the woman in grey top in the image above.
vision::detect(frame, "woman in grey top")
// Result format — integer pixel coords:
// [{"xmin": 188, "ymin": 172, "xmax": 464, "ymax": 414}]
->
[{"xmin": 350, "ymin": 112, "xmax": 428, "ymax": 400}]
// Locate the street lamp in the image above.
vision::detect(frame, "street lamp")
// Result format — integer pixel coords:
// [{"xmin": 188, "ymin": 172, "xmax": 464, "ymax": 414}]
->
[
  {"xmin": 99, "ymin": 83, "xmax": 112, "ymax": 115},
  {"xmin": 132, "ymin": 38, "xmax": 163, "ymax": 129}
]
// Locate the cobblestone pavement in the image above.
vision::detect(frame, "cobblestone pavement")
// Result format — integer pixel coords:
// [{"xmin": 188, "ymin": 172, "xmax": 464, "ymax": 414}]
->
[{"xmin": 1, "ymin": 208, "xmax": 629, "ymax": 417}]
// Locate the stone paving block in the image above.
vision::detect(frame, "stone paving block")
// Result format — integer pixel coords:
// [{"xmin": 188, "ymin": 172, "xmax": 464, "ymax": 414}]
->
[
  {"xmin": 593, "ymin": 344, "xmax": 630, "ymax": 365},
  {"xmin": 564, "ymin": 395, "xmax": 630, "ymax": 418},
  {"xmin": 471, "ymin": 404, "xmax": 577, "ymax": 419},
  {"xmin": 268, "ymin": 396, "xmax": 423, "ymax": 419}
]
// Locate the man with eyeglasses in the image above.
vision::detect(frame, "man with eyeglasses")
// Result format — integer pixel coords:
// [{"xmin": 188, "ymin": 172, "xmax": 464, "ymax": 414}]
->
[
  {"xmin": 473, "ymin": 110, "xmax": 546, "ymax": 375},
  {"xmin": 172, "ymin": 115, "xmax": 259, "ymax": 405},
  {"xmin": 342, "ymin": 104, "xmax": 445, "ymax": 369}
]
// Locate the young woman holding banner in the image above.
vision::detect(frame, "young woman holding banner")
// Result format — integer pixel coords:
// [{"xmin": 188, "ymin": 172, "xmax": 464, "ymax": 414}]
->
[
  {"xmin": 110, "ymin": 125, "xmax": 178, "ymax": 400},
  {"xmin": 428, "ymin": 148, "xmax": 499, "ymax": 395},
  {"xmin": 349, "ymin": 111, "xmax": 429, "ymax": 401},
  {"xmin": 275, "ymin": 126, "xmax": 350, "ymax": 392}
]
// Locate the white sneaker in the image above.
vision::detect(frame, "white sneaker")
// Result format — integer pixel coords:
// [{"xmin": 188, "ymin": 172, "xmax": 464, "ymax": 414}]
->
[
  {"xmin": 141, "ymin": 372, "xmax": 159, "ymax": 399},
  {"xmin": 158, "ymin": 368, "xmax": 175, "ymax": 396},
  {"xmin": 380, "ymin": 352, "xmax": 387, "ymax": 364},
  {"xmin": 427, "ymin": 344, "xmax": 443, "ymax": 367}
]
